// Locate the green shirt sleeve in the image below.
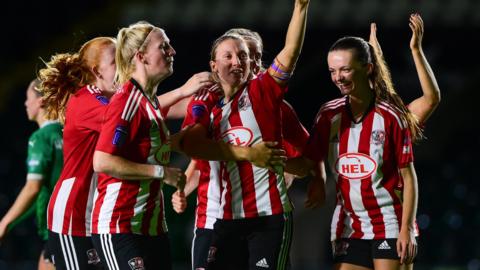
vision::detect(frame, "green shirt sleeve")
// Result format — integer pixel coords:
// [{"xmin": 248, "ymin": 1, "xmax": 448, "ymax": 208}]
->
[{"xmin": 26, "ymin": 131, "xmax": 51, "ymax": 181}]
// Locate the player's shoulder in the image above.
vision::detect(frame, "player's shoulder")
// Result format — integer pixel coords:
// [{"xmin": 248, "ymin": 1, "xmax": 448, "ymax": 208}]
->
[
  {"xmin": 320, "ymin": 97, "xmax": 346, "ymax": 113},
  {"xmin": 192, "ymin": 84, "xmax": 222, "ymax": 103},
  {"xmin": 376, "ymin": 101, "xmax": 406, "ymax": 128},
  {"xmin": 311, "ymin": 97, "xmax": 346, "ymax": 125},
  {"xmin": 74, "ymin": 85, "xmax": 109, "ymax": 106}
]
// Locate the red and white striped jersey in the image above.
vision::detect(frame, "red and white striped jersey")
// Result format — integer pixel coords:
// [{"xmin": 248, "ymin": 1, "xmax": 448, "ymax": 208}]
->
[
  {"xmin": 182, "ymin": 86, "xmax": 222, "ymax": 229},
  {"xmin": 211, "ymin": 72, "xmax": 292, "ymax": 219},
  {"xmin": 305, "ymin": 97, "xmax": 415, "ymax": 239},
  {"xmin": 47, "ymin": 85, "xmax": 109, "ymax": 236},
  {"xmin": 91, "ymin": 79, "xmax": 170, "ymax": 235}
]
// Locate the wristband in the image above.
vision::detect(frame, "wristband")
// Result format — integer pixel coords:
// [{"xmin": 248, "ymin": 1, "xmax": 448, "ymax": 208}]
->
[
  {"xmin": 153, "ymin": 165, "xmax": 165, "ymax": 179},
  {"xmin": 268, "ymin": 58, "xmax": 294, "ymax": 81}
]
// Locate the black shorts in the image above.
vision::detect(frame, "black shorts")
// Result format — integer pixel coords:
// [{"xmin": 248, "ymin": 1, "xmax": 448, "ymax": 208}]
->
[
  {"xmin": 332, "ymin": 238, "xmax": 418, "ymax": 268},
  {"xmin": 192, "ymin": 228, "xmax": 214, "ymax": 270},
  {"xmin": 207, "ymin": 212, "xmax": 293, "ymax": 270},
  {"xmin": 47, "ymin": 230, "xmax": 103, "ymax": 270},
  {"xmin": 42, "ymin": 241, "xmax": 53, "ymax": 263},
  {"xmin": 92, "ymin": 233, "xmax": 171, "ymax": 270}
]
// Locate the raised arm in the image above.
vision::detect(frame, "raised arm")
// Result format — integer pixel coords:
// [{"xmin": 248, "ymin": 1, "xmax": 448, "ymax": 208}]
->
[
  {"xmin": 407, "ymin": 13, "xmax": 441, "ymax": 123},
  {"xmin": 369, "ymin": 22, "xmax": 383, "ymax": 56},
  {"xmin": 269, "ymin": 0, "xmax": 310, "ymax": 84}
]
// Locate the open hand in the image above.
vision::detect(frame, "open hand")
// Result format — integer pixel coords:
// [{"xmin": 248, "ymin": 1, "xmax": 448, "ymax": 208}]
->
[
  {"xmin": 409, "ymin": 13, "xmax": 424, "ymax": 51},
  {"xmin": 249, "ymin": 141, "xmax": 287, "ymax": 170},
  {"xmin": 397, "ymin": 228, "xmax": 417, "ymax": 265},
  {"xmin": 369, "ymin": 22, "xmax": 384, "ymax": 56},
  {"xmin": 181, "ymin": 72, "xmax": 214, "ymax": 97}
]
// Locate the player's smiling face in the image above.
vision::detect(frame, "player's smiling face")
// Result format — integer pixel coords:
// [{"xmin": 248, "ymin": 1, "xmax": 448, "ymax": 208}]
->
[
  {"xmin": 210, "ymin": 38, "xmax": 250, "ymax": 90},
  {"xmin": 24, "ymin": 84, "xmax": 42, "ymax": 121},
  {"xmin": 327, "ymin": 49, "xmax": 370, "ymax": 96}
]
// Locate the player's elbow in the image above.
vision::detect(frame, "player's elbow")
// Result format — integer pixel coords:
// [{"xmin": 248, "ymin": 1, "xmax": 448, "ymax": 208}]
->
[
  {"xmin": 432, "ymin": 91, "xmax": 441, "ymax": 106},
  {"xmin": 93, "ymin": 151, "xmax": 110, "ymax": 174}
]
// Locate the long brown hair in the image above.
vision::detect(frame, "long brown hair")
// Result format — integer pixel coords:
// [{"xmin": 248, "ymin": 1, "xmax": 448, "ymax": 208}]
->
[
  {"xmin": 329, "ymin": 36, "xmax": 423, "ymax": 141},
  {"xmin": 38, "ymin": 37, "xmax": 116, "ymax": 123}
]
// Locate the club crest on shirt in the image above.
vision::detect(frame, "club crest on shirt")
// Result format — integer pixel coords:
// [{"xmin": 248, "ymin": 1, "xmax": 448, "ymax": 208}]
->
[
  {"xmin": 86, "ymin": 249, "xmax": 101, "ymax": 265},
  {"xmin": 335, "ymin": 153, "xmax": 377, "ymax": 180},
  {"xmin": 371, "ymin": 130, "xmax": 385, "ymax": 145},
  {"xmin": 128, "ymin": 257, "xmax": 145, "ymax": 270},
  {"xmin": 238, "ymin": 93, "xmax": 251, "ymax": 111},
  {"xmin": 221, "ymin": 127, "xmax": 253, "ymax": 146},
  {"xmin": 112, "ymin": 125, "xmax": 128, "ymax": 147}
]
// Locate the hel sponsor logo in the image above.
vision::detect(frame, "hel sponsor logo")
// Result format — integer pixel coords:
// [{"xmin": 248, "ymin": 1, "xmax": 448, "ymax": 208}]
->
[
  {"xmin": 221, "ymin": 127, "xmax": 253, "ymax": 146},
  {"xmin": 128, "ymin": 257, "xmax": 145, "ymax": 270},
  {"xmin": 335, "ymin": 153, "xmax": 377, "ymax": 179}
]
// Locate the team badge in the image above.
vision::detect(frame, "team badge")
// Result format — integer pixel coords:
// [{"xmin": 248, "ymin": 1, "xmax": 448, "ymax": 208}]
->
[
  {"xmin": 128, "ymin": 257, "xmax": 145, "ymax": 270},
  {"xmin": 112, "ymin": 125, "xmax": 128, "ymax": 147},
  {"xmin": 86, "ymin": 249, "xmax": 101, "ymax": 265},
  {"xmin": 96, "ymin": 95, "xmax": 109, "ymax": 105},
  {"xmin": 238, "ymin": 93, "xmax": 251, "ymax": 111},
  {"xmin": 371, "ymin": 130, "xmax": 385, "ymax": 145},
  {"xmin": 207, "ymin": 246, "xmax": 217, "ymax": 263}
]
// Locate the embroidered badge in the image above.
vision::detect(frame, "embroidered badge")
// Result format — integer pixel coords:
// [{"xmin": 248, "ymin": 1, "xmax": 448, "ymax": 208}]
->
[
  {"xmin": 128, "ymin": 257, "xmax": 145, "ymax": 270},
  {"xmin": 371, "ymin": 130, "xmax": 385, "ymax": 145},
  {"xmin": 112, "ymin": 125, "xmax": 128, "ymax": 147},
  {"xmin": 192, "ymin": 104, "xmax": 207, "ymax": 118},
  {"xmin": 86, "ymin": 249, "xmax": 101, "ymax": 265},
  {"xmin": 96, "ymin": 95, "xmax": 109, "ymax": 105},
  {"xmin": 238, "ymin": 94, "xmax": 251, "ymax": 111},
  {"xmin": 207, "ymin": 246, "xmax": 217, "ymax": 263}
]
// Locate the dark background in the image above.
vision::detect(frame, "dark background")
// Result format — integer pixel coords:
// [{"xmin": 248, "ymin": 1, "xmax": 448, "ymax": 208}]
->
[{"xmin": 0, "ymin": 0, "xmax": 478, "ymax": 269}]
